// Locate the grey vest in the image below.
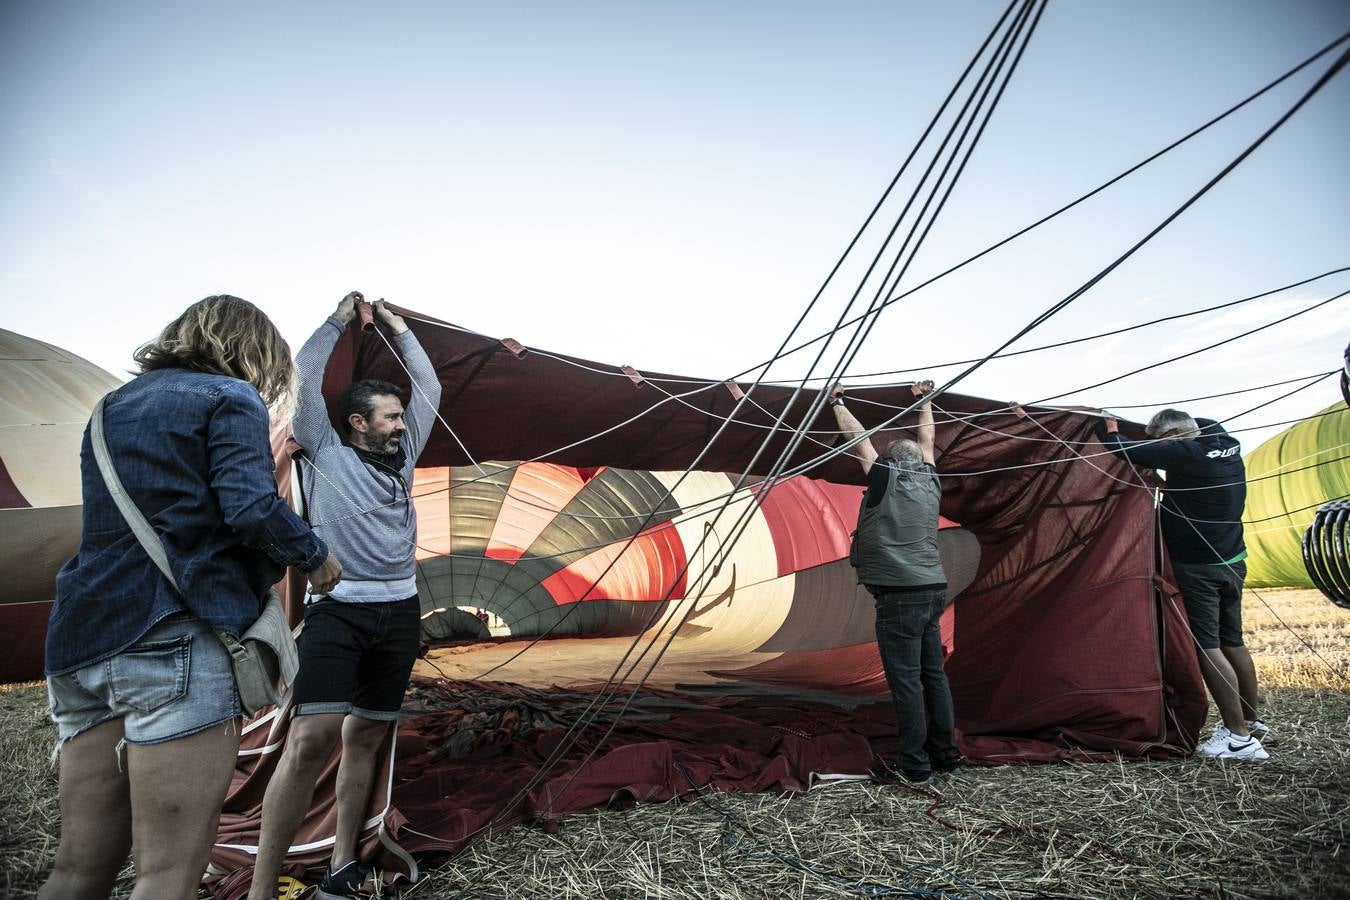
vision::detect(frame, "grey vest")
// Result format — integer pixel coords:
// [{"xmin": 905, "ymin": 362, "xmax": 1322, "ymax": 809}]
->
[{"xmin": 853, "ymin": 460, "xmax": 945, "ymax": 588}]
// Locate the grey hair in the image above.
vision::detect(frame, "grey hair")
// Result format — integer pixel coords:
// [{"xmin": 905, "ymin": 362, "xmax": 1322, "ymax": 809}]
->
[
  {"xmin": 884, "ymin": 438, "xmax": 924, "ymax": 464},
  {"xmin": 1145, "ymin": 408, "xmax": 1200, "ymax": 440}
]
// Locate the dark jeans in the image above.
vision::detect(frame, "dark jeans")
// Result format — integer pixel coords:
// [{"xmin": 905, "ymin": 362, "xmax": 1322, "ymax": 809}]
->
[{"xmin": 872, "ymin": 587, "xmax": 957, "ymax": 778}]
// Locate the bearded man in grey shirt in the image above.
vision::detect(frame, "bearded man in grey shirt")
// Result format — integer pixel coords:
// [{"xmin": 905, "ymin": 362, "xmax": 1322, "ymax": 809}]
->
[{"xmin": 249, "ymin": 292, "xmax": 442, "ymax": 900}]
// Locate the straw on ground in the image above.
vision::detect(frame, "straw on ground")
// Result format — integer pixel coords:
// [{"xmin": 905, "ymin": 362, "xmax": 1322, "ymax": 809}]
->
[{"xmin": 2, "ymin": 588, "xmax": 1347, "ymax": 899}]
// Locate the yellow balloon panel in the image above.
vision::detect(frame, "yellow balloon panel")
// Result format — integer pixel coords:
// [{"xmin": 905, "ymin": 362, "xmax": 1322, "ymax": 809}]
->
[{"xmin": 1244, "ymin": 402, "xmax": 1350, "ymax": 587}]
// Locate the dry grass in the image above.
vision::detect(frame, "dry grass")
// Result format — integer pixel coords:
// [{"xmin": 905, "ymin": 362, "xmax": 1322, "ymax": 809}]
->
[
  {"xmin": 0, "ymin": 682, "xmax": 69, "ymax": 899},
  {"xmin": 1244, "ymin": 588, "xmax": 1350, "ymax": 691},
  {"xmin": 415, "ymin": 702, "xmax": 1350, "ymax": 899},
  {"xmin": 2, "ymin": 589, "xmax": 1348, "ymax": 899}
]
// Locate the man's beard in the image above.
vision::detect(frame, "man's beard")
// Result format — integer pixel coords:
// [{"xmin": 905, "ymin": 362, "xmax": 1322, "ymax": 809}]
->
[{"xmin": 370, "ymin": 432, "xmax": 402, "ymax": 454}]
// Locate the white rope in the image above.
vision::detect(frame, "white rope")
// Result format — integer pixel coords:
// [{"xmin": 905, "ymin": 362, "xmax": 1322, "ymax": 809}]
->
[{"xmin": 372, "ymin": 326, "xmax": 487, "ymax": 477}]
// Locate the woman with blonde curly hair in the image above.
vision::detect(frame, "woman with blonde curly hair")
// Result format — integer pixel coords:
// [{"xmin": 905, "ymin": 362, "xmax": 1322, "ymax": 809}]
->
[{"xmin": 40, "ymin": 295, "xmax": 343, "ymax": 900}]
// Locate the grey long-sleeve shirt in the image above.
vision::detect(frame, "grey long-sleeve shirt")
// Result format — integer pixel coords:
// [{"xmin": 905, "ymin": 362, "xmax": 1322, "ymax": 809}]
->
[{"xmin": 292, "ymin": 316, "xmax": 442, "ymax": 601}]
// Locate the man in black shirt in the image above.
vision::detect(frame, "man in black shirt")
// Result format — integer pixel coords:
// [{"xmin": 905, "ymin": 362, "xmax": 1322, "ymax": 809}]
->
[
  {"xmin": 830, "ymin": 380, "xmax": 960, "ymax": 785},
  {"xmin": 1097, "ymin": 408, "xmax": 1268, "ymax": 761}
]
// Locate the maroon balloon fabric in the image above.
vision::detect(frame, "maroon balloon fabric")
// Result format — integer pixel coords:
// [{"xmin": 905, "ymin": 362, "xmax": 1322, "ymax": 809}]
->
[
  {"xmin": 206, "ymin": 309, "xmax": 1207, "ymax": 896},
  {"xmin": 316, "ymin": 306, "xmax": 1205, "ymax": 757}
]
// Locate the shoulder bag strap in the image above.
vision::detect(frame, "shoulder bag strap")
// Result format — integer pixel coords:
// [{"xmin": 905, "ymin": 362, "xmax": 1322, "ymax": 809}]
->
[{"xmin": 89, "ymin": 395, "xmax": 180, "ymax": 593}]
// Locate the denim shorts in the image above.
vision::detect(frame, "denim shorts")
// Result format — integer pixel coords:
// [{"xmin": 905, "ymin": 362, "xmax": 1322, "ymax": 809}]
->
[{"xmin": 47, "ymin": 614, "xmax": 241, "ymax": 747}]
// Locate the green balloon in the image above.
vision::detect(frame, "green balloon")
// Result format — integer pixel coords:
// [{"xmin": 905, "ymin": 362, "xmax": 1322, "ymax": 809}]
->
[{"xmin": 1244, "ymin": 402, "xmax": 1350, "ymax": 587}]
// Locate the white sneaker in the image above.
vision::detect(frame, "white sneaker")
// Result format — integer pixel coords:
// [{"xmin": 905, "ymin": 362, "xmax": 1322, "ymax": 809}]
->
[
  {"xmin": 1198, "ymin": 724, "xmax": 1231, "ymax": 757},
  {"xmin": 1246, "ymin": 719, "xmax": 1271, "ymax": 741},
  {"xmin": 1209, "ymin": 733, "xmax": 1269, "ymax": 762}
]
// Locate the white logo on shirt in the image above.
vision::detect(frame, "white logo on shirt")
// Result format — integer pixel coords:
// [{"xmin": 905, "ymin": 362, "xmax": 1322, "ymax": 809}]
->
[{"xmin": 1206, "ymin": 447, "xmax": 1239, "ymax": 459}]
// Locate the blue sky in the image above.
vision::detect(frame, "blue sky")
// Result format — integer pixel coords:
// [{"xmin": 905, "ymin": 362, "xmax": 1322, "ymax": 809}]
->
[{"xmin": 2, "ymin": 0, "xmax": 1347, "ymax": 455}]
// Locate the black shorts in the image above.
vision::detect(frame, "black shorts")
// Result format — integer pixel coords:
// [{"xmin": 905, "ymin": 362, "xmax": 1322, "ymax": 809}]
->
[
  {"xmin": 291, "ymin": 595, "xmax": 422, "ymax": 721},
  {"xmin": 1172, "ymin": 560, "xmax": 1245, "ymax": 651}
]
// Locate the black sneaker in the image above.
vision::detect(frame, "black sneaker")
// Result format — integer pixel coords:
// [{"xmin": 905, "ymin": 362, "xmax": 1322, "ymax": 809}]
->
[
  {"xmin": 869, "ymin": 759, "xmax": 933, "ymax": 787},
  {"xmin": 931, "ymin": 752, "xmax": 964, "ymax": 775},
  {"xmin": 315, "ymin": 861, "xmax": 371, "ymax": 899}
]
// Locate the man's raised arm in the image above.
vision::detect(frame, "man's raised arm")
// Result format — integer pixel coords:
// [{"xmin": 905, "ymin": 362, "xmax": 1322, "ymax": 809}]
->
[
  {"xmin": 1095, "ymin": 416, "xmax": 1192, "ymax": 471},
  {"xmin": 914, "ymin": 380, "xmax": 936, "ymax": 466},
  {"xmin": 828, "ymin": 383, "xmax": 879, "ymax": 476},
  {"xmin": 373, "ymin": 300, "xmax": 441, "ymax": 460},
  {"xmin": 292, "ymin": 291, "xmax": 360, "ymax": 453}
]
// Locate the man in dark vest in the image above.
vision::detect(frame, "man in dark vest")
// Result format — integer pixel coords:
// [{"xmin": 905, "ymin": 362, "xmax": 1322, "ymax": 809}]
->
[{"xmin": 829, "ymin": 380, "xmax": 960, "ymax": 785}]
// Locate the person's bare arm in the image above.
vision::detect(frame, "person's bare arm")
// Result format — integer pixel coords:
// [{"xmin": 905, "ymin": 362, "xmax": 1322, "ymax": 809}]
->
[
  {"xmin": 914, "ymin": 379, "xmax": 936, "ymax": 465},
  {"xmin": 828, "ymin": 384, "xmax": 878, "ymax": 475}
]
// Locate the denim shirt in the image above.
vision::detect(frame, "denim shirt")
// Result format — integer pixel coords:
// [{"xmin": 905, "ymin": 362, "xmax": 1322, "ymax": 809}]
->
[{"xmin": 46, "ymin": 368, "xmax": 329, "ymax": 675}]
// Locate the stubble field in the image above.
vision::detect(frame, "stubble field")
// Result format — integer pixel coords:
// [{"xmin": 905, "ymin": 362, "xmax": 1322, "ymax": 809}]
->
[{"xmin": 2, "ymin": 588, "xmax": 1347, "ymax": 899}]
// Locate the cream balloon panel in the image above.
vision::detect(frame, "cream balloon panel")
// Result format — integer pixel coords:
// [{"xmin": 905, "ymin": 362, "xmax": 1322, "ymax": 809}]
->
[
  {"xmin": 0, "ymin": 331, "xmax": 123, "ymax": 509},
  {"xmin": 652, "ymin": 470, "xmax": 795, "ymax": 645},
  {"xmin": 0, "ymin": 426, "xmax": 88, "ymax": 508}
]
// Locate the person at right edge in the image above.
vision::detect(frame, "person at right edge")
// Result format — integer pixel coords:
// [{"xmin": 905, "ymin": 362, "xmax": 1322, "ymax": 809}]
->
[
  {"xmin": 829, "ymin": 379, "xmax": 961, "ymax": 786},
  {"xmin": 1095, "ymin": 409, "xmax": 1269, "ymax": 761}
]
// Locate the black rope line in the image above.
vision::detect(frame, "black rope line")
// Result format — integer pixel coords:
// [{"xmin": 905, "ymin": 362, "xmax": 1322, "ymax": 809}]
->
[
  {"xmin": 396, "ymin": 34, "xmax": 1350, "ymax": 395},
  {"xmin": 396, "ymin": 438, "xmax": 1347, "ymax": 580},
  {"xmin": 1027, "ymin": 291, "xmax": 1349, "ymax": 406},
  {"xmin": 789, "ymin": 43, "xmax": 1350, "ymax": 502},
  {"xmin": 491, "ymin": 0, "xmax": 1046, "ymax": 826},
  {"xmin": 1212, "ymin": 367, "xmax": 1342, "ymax": 429},
  {"xmin": 1230, "ymin": 408, "xmax": 1344, "ymax": 435},
  {"xmin": 534, "ymin": 0, "xmax": 1054, "ymax": 818},
  {"xmin": 1104, "ymin": 369, "xmax": 1339, "ymax": 410},
  {"xmin": 814, "ymin": 0, "xmax": 1050, "ymax": 413},
  {"xmin": 833, "ymin": 268, "xmax": 1350, "ymax": 381},
  {"xmin": 444, "ymin": 0, "xmax": 1034, "ymax": 682},
  {"xmin": 395, "ymin": 397, "xmax": 1341, "ymax": 531},
  {"xmin": 392, "ymin": 21, "xmax": 1350, "ymax": 845},
  {"xmin": 403, "ymin": 274, "xmax": 1344, "ymax": 513},
  {"xmin": 392, "ymin": 349, "xmax": 1343, "ymax": 579},
  {"xmin": 720, "ymin": 31, "xmax": 1350, "ymax": 385}
]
